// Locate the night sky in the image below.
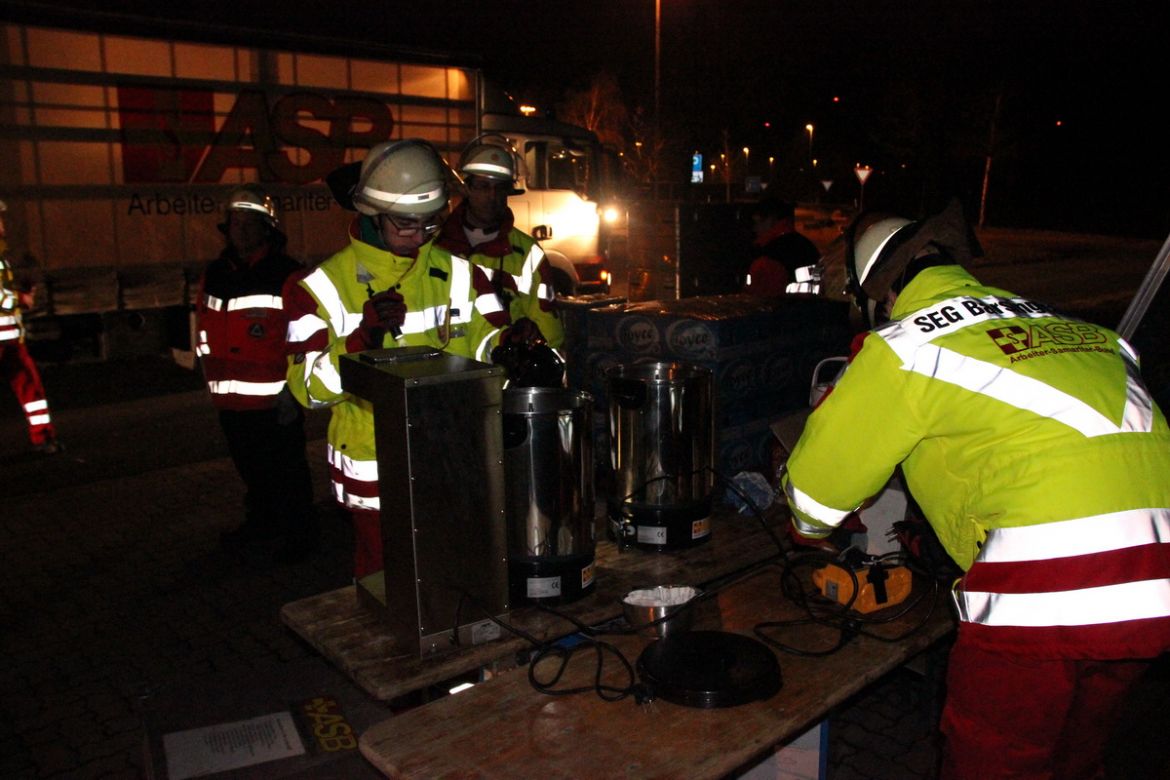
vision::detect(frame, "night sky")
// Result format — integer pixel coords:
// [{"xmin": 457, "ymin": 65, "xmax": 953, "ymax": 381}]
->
[{"xmin": 7, "ymin": 0, "xmax": 1169, "ymax": 237}]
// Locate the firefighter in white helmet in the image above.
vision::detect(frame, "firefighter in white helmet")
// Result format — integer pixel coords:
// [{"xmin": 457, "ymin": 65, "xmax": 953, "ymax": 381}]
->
[
  {"xmin": 435, "ymin": 134, "xmax": 564, "ymax": 352},
  {"xmin": 284, "ymin": 139, "xmax": 510, "ymax": 578},
  {"xmin": 196, "ymin": 184, "xmax": 318, "ymax": 563},
  {"xmin": 782, "ymin": 199, "xmax": 1170, "ymax": 778},
  {"xmin": 0, "ymin": 199, "xmax": 61, "ymax": 454}
]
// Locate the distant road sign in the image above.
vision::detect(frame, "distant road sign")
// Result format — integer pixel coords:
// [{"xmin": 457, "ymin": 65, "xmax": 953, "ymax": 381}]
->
[
  {"xmin": 691, "ymin": 153, "xmax": 703, "ymax": 184},
  {"xmin": 854, "ymin": 166, "xmax": 872, "ymax": 184}
]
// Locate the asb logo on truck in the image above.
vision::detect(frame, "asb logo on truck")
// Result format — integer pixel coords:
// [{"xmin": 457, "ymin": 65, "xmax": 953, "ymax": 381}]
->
[{"xmin": 117, "ymin": 86, "xmax": 394, "ymax": 186}]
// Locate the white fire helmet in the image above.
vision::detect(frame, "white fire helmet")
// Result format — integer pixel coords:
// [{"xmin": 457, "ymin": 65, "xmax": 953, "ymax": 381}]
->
[
  {"xmin": 352, "ymin": 139, "xmax": 449, "ymax": 218},
  {"xmin": 459, "ymin": 134, "xmax": 525, "ymax": 195},
  {"xmin": 225, "ymin": 185, "xmax": 279, "ymax": 229},
  {"xmin": 850, "ymin": 217, "xmax": 913, "ymax": 291}
]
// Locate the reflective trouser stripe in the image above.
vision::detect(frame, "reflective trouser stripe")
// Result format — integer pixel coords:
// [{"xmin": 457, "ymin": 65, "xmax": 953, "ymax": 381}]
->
[
  {"xmin": 327, "ymin": 444, "xmax": 380, "ymax": 511},
  {"xmin": 957, "ymin": 509, "xmax": 1170, "ymax": 628},
  {"xmin": 979, "ymin": 509, "xmax": 1170, "ymax": 562},
  {"xmin": 23, "ymin": 398, "xmax": 51, "ymax": 426},
  {"xmin": 954, "ymin": 578, "xmax": 1170, "ymax": 627},
  {"xmin": 0, "ymin": 316, "xmax": 20, "ymax": 339}
]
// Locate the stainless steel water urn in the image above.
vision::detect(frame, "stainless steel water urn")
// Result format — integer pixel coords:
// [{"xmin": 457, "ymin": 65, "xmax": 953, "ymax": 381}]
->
[
  {"xmin": 503, "ymin": 387, "xmax": 596, "ymax": 604},
  {"xmin": 606, "ymin": 361, "xmax": 715, "ymax": 549}
]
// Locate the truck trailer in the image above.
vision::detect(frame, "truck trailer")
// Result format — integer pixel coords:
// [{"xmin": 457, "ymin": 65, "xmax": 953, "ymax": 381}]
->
[{"xmin": 0, "ymin": 14, "xmax": 618, "ymax": 361}]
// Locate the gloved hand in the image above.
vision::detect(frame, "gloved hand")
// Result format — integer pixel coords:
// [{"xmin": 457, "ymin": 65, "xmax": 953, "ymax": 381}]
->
[
  {"xmin": 365, "ymin": 289, "xmax": 407, "ymax": 330},
  {"xmin": 346, "ymin": 290, "xmax": 407, "ymax": 352},
  {"xmin": 498, "ymin": 317, "xmax": 544, "ymax": 347}
]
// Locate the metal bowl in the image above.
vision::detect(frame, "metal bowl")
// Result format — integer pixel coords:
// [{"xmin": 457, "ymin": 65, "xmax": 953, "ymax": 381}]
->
[{"xmin": 621, "ymin": 585, "xmax": 701, "ymax": 638}]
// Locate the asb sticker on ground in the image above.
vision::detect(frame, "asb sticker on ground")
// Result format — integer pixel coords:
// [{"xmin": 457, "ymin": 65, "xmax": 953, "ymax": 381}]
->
[{"xmin": 295, "ymin": 696, "xmax": 358, "ymax": 752}]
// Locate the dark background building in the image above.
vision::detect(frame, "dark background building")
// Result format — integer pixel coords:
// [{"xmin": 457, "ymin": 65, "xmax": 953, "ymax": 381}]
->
[{"xmin": 4, "ymin": 0, "xmax": 1168, "ymax": 237}]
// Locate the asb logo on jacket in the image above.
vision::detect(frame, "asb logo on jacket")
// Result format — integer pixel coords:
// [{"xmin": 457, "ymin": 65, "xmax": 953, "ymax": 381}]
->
[{"xmin": 988, "ymin": 320, "xmax": 1110, "ymax": 360}]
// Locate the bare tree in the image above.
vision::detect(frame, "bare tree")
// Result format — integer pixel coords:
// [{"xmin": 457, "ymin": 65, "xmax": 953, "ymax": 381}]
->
[
  {"xmin": 557, "ymin": 72, "xmax": 628, "ymax": 150},
  {"xmin": 625, "ymin": 106, "xmax": 669, "ymax": 193}
]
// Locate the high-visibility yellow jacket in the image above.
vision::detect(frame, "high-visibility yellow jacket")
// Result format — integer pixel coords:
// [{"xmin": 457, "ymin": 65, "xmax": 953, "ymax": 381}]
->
[
  {"xmin": 436, "ymin": 202, "xmax": 564, "ymax": 349},
  {"xmin": 284, "ymin": 218, "xmax": 506, "ymax": 512},
  {"xmin": 783, "ymin": 264, "xmax": 1170, "ymax": 658}
]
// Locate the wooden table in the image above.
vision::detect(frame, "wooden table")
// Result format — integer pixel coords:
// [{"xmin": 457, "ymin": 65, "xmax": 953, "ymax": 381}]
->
[
  {"xmin": 280, "ymin": 506, "xmax": 793, "ymax": 703},
  {"xmin": 358, "ymin": 562, "xmax": 953, "ymax": 779},
  {"xmin": 281, "ymin": 506, "xmax": 955, "ymax": 779}
]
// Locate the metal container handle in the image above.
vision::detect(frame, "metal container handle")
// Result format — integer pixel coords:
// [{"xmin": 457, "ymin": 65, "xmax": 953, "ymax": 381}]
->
[
  {"xmin": 502, "ymin": 414, "xmax": 530, "ymax": 450},
  {"xmin": 611, "ymin": 377, "xmax": 647, "ymax": 410}
]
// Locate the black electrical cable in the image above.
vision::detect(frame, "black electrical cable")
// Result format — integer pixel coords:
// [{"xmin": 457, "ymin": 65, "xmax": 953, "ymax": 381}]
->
[
  {"xmin": 754, "ymin": 548, "xmax": 943, "ymax": 656},
  {"xmin": 444, "ymin": 585, "xmax": 641, "ymax": 702},
  {"xmin": 448, "ymin": 466, "xmax": 945, "ymax": 696},
  {"xmin": 442, "ymin": 552, "xmax": 788, "ymax": 704},
  {"xmin": 706, "ymin": 465, "xmax": 788, "ymax": 556},
  {"xmin": 526, "ymin": 638, "xmax": 638, "ymax": 702},
  {"xmin": 704, "ymin": 463, "xmax": 947, "ymax": 655}
]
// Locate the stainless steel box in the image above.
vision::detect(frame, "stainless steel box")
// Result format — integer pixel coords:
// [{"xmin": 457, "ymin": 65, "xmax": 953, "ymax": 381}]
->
[{"xmin": 340, "ymin": 347, "xmax": 509, "ymax": 658}]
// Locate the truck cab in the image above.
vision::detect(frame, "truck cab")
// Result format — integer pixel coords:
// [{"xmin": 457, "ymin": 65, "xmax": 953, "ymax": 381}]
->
[{"xmin": 481, "ymin": 107, "xmax": 623, "ymax": 296}]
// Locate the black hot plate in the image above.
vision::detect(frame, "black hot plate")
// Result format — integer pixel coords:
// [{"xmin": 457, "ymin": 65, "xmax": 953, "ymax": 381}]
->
[{"xmin": 636, "ymin": 630, "xmax": 782, "ymax": 709}]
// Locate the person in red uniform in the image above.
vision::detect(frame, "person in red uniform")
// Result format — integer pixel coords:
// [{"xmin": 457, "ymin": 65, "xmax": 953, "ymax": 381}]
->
[
  {"xmin": 0, "ymin": 199, "xmax": 60, "ymax": 454},
  {"xmin": 742, "ymin": 195, "xmax": 820, "ymax": 297},
  {"xmin": 196, "ymin": 186, "xmax": 318, "ymax": 563}
]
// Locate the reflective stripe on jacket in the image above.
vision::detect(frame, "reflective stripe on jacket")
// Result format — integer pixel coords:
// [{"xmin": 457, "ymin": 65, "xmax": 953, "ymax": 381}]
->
[
  {"xmin": 284, "ymin": 220, "xmax": 504, "ymax": 511},
  {"xmin": 0, "ymin": 257, "xmax": 25, "ymax": 342},
  {"xmin": 436, "ymin": 202, "xmax": 564, "ymax": 348},
  {"xmin": 195, "ymin": 246, "xmax": 300, "ymax": 410},
  {"xmin": 783, "ymin": 264, "xmax": 1170, "ymax": 658}
]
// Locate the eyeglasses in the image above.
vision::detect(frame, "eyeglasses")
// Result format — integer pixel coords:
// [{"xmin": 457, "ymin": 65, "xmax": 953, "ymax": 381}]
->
[
  {"xmin": 379, "ymin": 213, "xmax": 442, "ymax": 237},
  {"xmin": 467, "ymin": 178, "xmax": 511, "ymax": 193}
]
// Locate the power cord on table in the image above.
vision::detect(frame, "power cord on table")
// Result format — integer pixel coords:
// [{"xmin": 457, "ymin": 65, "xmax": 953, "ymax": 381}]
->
[
  {"xmin": 446, "ymin": 467, "xmax": 942, "ymax": 698},
  {"xmin": 708, "ymin": 464, "xmax": 946, "ymax": 657},
  {"xmin": 753, "ymin": 548, "xmax": 942, "ymax": 657},
  {"xmin": 707, "ymin": 465, "xmax": 788, "ymax": 556},
  {"xmin": 444, "ymin": 553, "xmax": 785, "ymax": 704}
]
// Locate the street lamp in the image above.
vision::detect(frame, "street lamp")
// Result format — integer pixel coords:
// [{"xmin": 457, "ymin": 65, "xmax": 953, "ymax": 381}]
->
[
  {"xmin": 805, "ymin": 124, "xmax": 814, "ymax": 163},
  {"xmin": 653, "ymin": 0, "xmax": 660, "ymax": 198},
  {"xmin": 742, "ymin": 146, "xmax": 750, "ymax": 175}
]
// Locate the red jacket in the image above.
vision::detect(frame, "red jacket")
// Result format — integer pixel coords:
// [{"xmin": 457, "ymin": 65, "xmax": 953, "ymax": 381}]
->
[
  {"xmin": 743, "ymin": 221, "xmax": 820, "ymax": 297},
  {"xmin": 195, "ymin": 242, "xmax": 303, "ymax": 411}
]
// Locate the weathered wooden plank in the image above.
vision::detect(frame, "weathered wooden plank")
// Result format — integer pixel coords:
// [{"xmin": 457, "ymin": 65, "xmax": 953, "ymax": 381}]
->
[
  {"xmin": 280, "ymin": 506, "xmax": 790, "ymax": 702},
  {"xmin": 358, "ymin": 564, "xmax": 954, "ymax": 779}
]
